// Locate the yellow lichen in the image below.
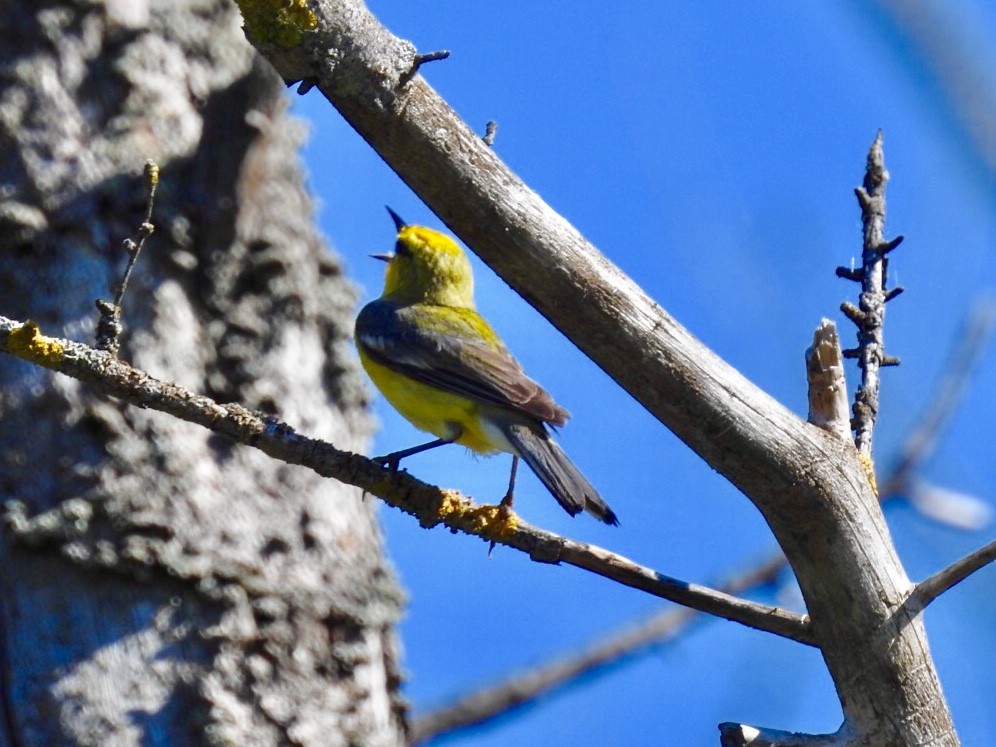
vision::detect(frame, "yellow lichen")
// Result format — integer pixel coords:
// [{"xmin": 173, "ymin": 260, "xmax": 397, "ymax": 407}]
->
[
  {"xmin": 858, "ymin": 451, "xmax": 879, "ymax": 497},
  {"xmin": 433, "ymin": 491, "xmax": 519, "ymax": 539},
  {"xmin": 235, "ymin": 0, "xmax": 318, "ymax": 48},
  {"xmin": 6, "ymin": 321, "xmax": 64, "ymax": 368},
  {"xmin": 436, "ymin": 489, "xmax": 472, "ymax": 517},
  {"xmin": 465, "ymin": 504, "xmax": 519, "ymax": 541}
]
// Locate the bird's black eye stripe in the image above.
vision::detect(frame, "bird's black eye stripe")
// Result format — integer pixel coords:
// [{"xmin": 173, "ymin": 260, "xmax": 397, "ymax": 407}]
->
[{"xmin": 395, "ymin": 239, "xmax": 411, "ymax": 256}]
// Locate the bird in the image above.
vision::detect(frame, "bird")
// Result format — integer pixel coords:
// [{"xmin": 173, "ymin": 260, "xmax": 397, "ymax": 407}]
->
[{"xmin": 354, "ymin": 207, "xmax": 618, "ymax": 525}]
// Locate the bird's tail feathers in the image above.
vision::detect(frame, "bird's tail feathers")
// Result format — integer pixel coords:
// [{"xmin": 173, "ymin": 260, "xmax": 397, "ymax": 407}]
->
[{"xmin": 503, "ymin": 423, "xmax": 618, "ymax": 526}]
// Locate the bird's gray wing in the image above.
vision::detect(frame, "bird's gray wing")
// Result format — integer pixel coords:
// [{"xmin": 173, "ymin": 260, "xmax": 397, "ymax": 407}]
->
[{"xmin": 356, "ymin": 301, "xmax": 569, "ymax": 426}]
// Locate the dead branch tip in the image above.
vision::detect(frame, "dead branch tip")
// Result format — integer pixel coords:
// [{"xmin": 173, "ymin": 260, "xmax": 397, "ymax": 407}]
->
[{"xmin": 94, "ymin": 159, "xmax": 160, "ymax": 357}]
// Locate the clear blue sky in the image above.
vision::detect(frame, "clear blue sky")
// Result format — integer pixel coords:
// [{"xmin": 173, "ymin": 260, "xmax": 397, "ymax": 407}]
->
[{"xmin": 296, "ymin": 3, "xmax": 995, "ymax": 744}]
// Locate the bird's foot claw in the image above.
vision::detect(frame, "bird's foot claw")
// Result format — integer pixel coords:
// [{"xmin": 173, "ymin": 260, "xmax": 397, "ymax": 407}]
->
[
  {"xmin": 487, "ymin": 495, "xmax": 516, "ymax": 558},
  {"xmin": 485, "ymin": 494, "xmax": 517, "ymax": 558}
]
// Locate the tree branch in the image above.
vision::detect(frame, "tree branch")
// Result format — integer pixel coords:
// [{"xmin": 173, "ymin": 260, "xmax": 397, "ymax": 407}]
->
[
  {"xmin": 905, "ymin": 540, "xmax": 996, "ymax": 615},
  {"xmin": 409, "ymin": 554, "xmax": 787, "ymax": 745},
  {"xmin": 0, "ymin": 316, "xmax": 812, "ymax": 645},
  {"xmin": 843, "ymin": 131, "xmax": 903, "ymax": 458},
  {"xmin": 94, "ymin": 160, "xmax": 160, "ymax": 357},
  {"xmin": 407, "ymin": 299, "xmax": 996, "ymax": 744}
]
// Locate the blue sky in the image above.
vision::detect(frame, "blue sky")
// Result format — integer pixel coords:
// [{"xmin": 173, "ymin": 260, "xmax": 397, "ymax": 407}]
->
[{"xmin": 296, "ymin": 3, "xmax": 995, "ymax": 744}]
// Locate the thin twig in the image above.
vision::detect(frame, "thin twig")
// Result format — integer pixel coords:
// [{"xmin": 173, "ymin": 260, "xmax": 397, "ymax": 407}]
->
[
  {"xmin": 906, "ymin": 540, "xmax": 996, "ymax": 614},
  {"xmin": 0, "ymin": 316, "xmax": 813, "ymax": 646},
  {"xmin": 413, "ymin": 50, "xmax": 450, "ymax": 67},
  {"xmin": 844, "ymin": 130, "xmax": 903, "ymax": 458},
  {"xmin": 400, "ymin": 50, "xmax": 450, "ymax": 85},
  {"xmin": 409, "ymin": 554, "xmax": 787, "ymax": 745},
  {"xmin": 95, "ymin": 160, "xmax": 159, "ymax": 356}
]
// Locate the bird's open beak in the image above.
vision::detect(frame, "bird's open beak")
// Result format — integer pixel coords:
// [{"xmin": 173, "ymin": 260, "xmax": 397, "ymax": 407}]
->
[
  {"xmin": 370, "ymin": 253, "xmax": 393, "ymax": 263},
  {"xmin": 385, "ymin": 206, "xmax": 406, "ymax": 232}
]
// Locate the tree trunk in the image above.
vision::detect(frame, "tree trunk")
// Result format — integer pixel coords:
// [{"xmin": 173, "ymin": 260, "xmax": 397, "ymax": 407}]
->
[{"xmin": 0, "ymin": 2, "xmax": 405, "ymax": 745}]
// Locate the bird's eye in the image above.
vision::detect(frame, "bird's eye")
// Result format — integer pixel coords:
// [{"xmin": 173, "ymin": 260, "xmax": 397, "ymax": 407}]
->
[{"xmin": 394, "ymin": 240, "xmax": 411, "ymax": 256}]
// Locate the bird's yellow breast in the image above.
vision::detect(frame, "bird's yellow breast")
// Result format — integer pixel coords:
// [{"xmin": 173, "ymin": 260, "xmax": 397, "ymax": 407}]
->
[{"xmin": 358, "ymin": 347, "xmax": 504, "ymax": 455}]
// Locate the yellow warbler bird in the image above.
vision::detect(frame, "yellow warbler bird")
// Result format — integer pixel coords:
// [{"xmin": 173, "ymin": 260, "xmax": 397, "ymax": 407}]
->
[{"xmin": 355, "ymin": 208, "xmax": 618, "ymax": 525}]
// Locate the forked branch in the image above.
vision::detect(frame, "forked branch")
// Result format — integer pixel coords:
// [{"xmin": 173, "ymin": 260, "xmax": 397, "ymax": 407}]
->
[{"xmin": 411, "ymin": 304, "xmax": 992, "ymax": 743}]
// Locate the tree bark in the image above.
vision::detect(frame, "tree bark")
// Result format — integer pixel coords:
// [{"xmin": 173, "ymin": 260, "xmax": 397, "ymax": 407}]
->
[{"xmin": 0, "ymin": 2, "xmax": 404, "ymax": 745}]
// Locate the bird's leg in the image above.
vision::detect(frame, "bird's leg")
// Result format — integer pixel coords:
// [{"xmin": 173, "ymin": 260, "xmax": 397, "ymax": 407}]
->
[
  {"xmin": 499, "ymin": 455, "xmax": 520, "ymax": 512},
  {"xmin": 488, "ymin": 456, "xmax": 521, "ymax": 557},
  {"xmin": 374, "ymin": 438, "xmax": 453, "ymax": 473}
]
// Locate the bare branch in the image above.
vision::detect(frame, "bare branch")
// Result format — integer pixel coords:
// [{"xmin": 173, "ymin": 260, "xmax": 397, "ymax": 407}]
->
[
  {"xmin": 0, "ymin": 316, "xmax": 812, "ymax": 645},
  {"xmin": 409, "ymin": 554, "xmax": 787, "ymax": 745},
  {"xmin": 412, "ymin": 50, "xmax": 450, "ymax": 68},
  {"xmin": 401, "ymin": 50, "xmax": 450, "ymax": 85},
  {"xmin": 906, "ymin": 540, "xmax": 996, "ymax": 614},
  {"xmin": 845, "ymin": 130, "xmax": 903, "ymax": 458},
  {"xmin": 407, "ymin": 290, "xmax": 996, "ymax": 742},
  {"xmin": 94, "ymin": 160, "xmax": 159, "ymax": 357}
]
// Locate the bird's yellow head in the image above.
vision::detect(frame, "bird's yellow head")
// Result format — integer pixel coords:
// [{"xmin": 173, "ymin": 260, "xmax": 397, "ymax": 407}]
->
[{"xmin": 377, "ymin": 209, "xmax": 475, "ymax": 308}]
